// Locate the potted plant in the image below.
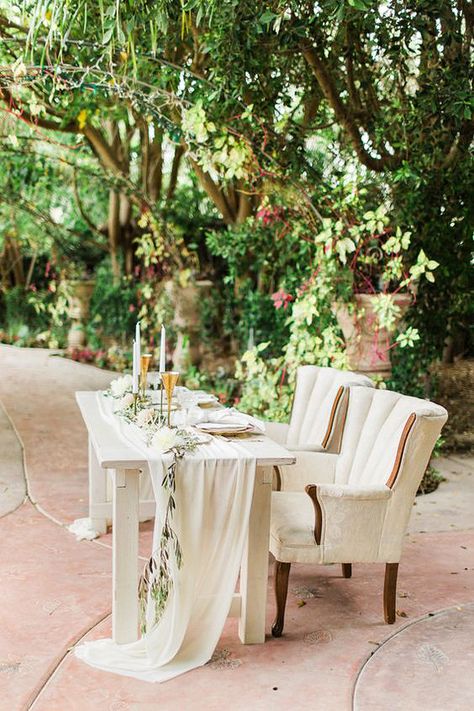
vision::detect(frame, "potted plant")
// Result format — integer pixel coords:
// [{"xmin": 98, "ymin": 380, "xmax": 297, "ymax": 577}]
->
[
  {"xmin": 134, "ymin": 211, "xmax": 211, "ymax": 370},
  {"xmin": 315, "ymin": 205, "xmax": 439, "ymax": 378},
  {"xmin": 164, "ymin": 271, "xmax": 214, "ymax": 370},
  {"xmin": 63, "ymin": 264, "xmax": 96, "ymax": 349}
]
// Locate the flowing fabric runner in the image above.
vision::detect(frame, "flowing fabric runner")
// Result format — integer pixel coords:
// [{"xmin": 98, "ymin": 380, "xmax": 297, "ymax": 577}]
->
[{"xmin": 75, "ymin": 393, "xmax": 256, "ymax": 682}]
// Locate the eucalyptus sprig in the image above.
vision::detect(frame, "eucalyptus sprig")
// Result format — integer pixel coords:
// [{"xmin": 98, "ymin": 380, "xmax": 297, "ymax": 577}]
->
[
  {"xmin": 107, "ymin": 377, "xmax": 203, "ymax": 632},
  {"xmin": 138, "ymin": 427, "xmax": 201, "ymax": 634}
]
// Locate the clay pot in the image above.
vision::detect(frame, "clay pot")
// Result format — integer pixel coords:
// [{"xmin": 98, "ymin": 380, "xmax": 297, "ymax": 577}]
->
[
  {"xmin": 66, "ymin": 279, "xmax": 95, "ymax": 349},
  {"xmin": 333, "ymin": 293, "xmax": 412, "ymax": 378},
  {"xmin": 165, "ymin": 279, "xmax": 213, "ymax": 369}
]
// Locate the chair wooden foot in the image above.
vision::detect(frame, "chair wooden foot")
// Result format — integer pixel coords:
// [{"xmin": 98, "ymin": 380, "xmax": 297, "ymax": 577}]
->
[
  {"xmin": 271, "ymin": 561, "xmax": 291, "ymax": 637},
  {"xmin": 384, "ymin": 563, "xmax": 399, "ymax": 624},
  {"xmin": 341, "ymin": 563, "xmax": 352, "ymax": 578}
]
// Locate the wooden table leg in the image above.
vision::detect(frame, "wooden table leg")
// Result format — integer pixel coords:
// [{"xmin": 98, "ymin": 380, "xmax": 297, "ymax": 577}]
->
[
  {"xmin": 238, "ymin": 465, "xmax": 273, "ymax": 644},
  {"xmin": 88, "ymin": 438, "xmax": 108, "ymax": 534},
  {"xmin": 112, "ymin": 468, "xmax": 140, "ymax": 644}
]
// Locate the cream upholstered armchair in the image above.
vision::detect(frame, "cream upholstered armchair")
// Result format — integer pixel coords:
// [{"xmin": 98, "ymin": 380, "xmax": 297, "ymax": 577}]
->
[
  {"xmin": 270, "ymin": 386, "xmax": 448, "ymax": 637},
  {"xmin": 265, "ymin": 366, "xmax": 373, "ymax": 491}
]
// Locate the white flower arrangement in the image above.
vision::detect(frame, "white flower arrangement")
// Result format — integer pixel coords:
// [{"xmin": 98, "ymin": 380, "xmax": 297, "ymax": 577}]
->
[
  {"xmin": 136, "ymin": 407, "xmax": 156, "ymax": 428},
  {"xmin": 110, "ymin": 374, "xmax": 133, "ymax": 398},
  {"xmin": 116, "ymin": 392, "xmax": 135, "ymax": 411},
  {"xmin": 151, "ymin": 426, "xmax": 182, "ymax": 453}
]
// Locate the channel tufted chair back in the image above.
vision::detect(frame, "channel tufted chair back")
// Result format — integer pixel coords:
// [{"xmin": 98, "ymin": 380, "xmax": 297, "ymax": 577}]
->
[
  {"xmin": 332, "ymin": 387, "xmax": 448, "ymax": 563},
  {"xmin": 286, "ymin": 366, "xmax": 374, "ymax": 451},
  {"xmin": 269, "ymin": 385, "xmax": 447, "ymax": 636},
  {"xmin": 335, "ymin": 387, "xmax": 444, "ymax": 486},
  {"xmin": 266, "ymin": 366, "xmax": 374, "ymax": 492}
]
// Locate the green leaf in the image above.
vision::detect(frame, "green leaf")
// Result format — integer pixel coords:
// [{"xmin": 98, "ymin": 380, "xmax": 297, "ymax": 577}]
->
[
  {"xmin": 349, "ymin": 0, "xmax": 371, "ymax": 9},
  {"xmin": 102, "ymin": 25, "xmax": 114, "ymax": 44},
  {"xmin": 259, "ymin": 11, "xmax": 277, "ymax": 25}
]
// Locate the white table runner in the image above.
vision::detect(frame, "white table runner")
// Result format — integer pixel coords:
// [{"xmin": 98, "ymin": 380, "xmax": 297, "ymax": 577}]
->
[{"xmin": 75, "ymin": 393, "xmax": 256, "ymax": 682}]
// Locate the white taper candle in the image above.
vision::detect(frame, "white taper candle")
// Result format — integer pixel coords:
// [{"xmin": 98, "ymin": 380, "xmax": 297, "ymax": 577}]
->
[
  {"xmin": 135, "ymin": 321, "xmax": 141, "ymax": 365},
  {"xmin": 159, "ymin": 324, "xmax": 166, "ymax": 372}
]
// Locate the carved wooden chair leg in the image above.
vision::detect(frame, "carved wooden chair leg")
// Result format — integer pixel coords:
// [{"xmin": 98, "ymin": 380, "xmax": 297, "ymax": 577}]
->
[
  {"xmin": 273, "ymin": 465, "xmax": 282, "ymax": 492},
  {"xmin": 384, "ymin": 563, "xmax": 399, "ymax": 624},
  {"xmin": 341, "ymin": 563, "xmax": 352, "ymax": 578},
  {"xmin": 271, "ymin": 561, "xmax": 291, "ymax": 637}
]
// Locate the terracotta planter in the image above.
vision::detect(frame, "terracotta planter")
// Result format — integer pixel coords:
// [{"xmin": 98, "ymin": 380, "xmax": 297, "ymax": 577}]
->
[
  {"xmin": 333, "ymin": 293, "xmax": 412, "ymax": 378},
  {"xmin": 66, "ymin": 279, "xmax": 95, "ymax": 349},
  {"xmin": 165, "ymin": 279, "xmax": 213, "ymax": 369}
]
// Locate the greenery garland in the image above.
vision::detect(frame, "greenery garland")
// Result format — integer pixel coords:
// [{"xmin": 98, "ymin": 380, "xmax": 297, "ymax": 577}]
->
[{"xmin": 106, "ymin": 375, "xmax": 202, "ymax": 634}]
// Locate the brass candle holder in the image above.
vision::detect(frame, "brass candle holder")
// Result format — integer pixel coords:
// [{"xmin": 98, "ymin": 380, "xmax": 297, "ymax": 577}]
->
[
  {"xmin": 160, "ymin": 371, "xmax": 179, "ymax": 426},
  {"xmin": 140, "ymin": 354, "xmax": 152, "ymax": 399},
  {"xmin": 159, "ymin": 372, "xmax": 164, "ymax": 421}
]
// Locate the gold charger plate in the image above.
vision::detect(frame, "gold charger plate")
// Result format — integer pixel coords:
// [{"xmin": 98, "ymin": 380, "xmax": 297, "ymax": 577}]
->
[{"xmin": 196, "ymin": 424, "xmax": 255, "ymax": 437}]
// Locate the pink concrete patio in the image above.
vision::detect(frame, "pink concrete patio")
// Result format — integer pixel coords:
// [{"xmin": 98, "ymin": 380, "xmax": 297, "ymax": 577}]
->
[{"xmin": 1, "ymin": 344, "xmax": 473, "ymax": 711}]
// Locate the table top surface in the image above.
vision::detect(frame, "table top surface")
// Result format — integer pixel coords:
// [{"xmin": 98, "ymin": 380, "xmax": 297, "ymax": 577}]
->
[{"xmin": 76, "ymin": 390, "xmax": 296, "ymax": 469}]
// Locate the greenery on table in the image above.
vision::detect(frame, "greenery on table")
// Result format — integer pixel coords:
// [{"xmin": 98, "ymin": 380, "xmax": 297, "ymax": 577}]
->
[
  {"xmin": 106, "ymin": 375, "xmax": 202, "ymax": 633},
  {"xmin": 0, "ymin": 1, "xmax": 471, "ymax": 423}
]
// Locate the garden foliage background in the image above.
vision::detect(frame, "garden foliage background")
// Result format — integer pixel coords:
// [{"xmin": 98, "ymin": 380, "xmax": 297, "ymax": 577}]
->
[{"xmin": 0, "ymin": 0, "xmax": 472, "ymax": 424}]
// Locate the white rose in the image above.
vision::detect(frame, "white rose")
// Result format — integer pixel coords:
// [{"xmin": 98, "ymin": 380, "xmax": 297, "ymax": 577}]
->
[
  {"xmin": 151, "ymin": 426, "xmax": 181, "ymax": 453},
  {"xmin": 110, "ymin": 374, "xmax": 133, "ymax": 398},
  {"xmin": 136, "ymin": 407, "xmax": 155, "ymax": 428},
  {"xmin": 117, "ymin": 392, "xmax": 135, "ymax": 411}
]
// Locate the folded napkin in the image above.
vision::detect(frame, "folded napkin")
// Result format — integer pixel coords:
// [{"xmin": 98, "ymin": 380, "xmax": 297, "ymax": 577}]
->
[
  {"xmin": 68, "ymin": 517, "xmax": 101, "ymax": 541},
  {"xmin": 197, "ymin": 408, "xmax": 265, "ymax": 433}
]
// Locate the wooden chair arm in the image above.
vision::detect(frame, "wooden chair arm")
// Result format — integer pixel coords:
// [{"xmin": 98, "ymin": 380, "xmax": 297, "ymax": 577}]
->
[{"xmin": 305, "ymin": 484, "xmax": 322, "ymax": 545}]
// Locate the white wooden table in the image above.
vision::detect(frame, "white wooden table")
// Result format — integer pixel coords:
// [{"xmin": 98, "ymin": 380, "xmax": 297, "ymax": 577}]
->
[{"xmin": 76, "ymin": 391, "xmax": 295, "ymax": 645}]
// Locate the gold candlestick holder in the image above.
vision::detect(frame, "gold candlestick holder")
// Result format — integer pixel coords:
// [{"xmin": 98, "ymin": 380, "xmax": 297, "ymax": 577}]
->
[
  {"xmin": 160, "ymin": 371, "xmax": 179, "ymax": 426},
  {"xmin": 140, "ymin": 354, "xmax": 152, "ymax": 400},
  {"xmin": 159, "ymin": 373, "xmax": 164, "ymax": 422}
]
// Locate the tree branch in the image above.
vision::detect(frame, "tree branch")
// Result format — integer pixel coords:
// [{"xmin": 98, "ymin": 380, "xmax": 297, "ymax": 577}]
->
[
  {"xmin": 148, "ymin": 128, "xmax": 163, "ymax": 202},
  {"xmin": 302, "ymin": 85, "xmax": 322, "ymax": 128},
  {"xmin": 188, "ymin": 156, "xmax": 236, "ymax": 224},
  {"xmin": 166, "ymin": 144, "xmax": 184, "ymax": 201},
  {"xmin": 441, "ymin": 120, "xmax": 474, "ymax": 169},
  {"xmin": 82, "ymin": 125, "xmax": 125, "ymax": 177},
  {"xmin": 0, "ymin": 87, "xmax": 78, "ymax": 133},
  {"xmin": 236, "ymin": 189, "xmax": 255, "ymax": 224},
  {"xmin": 301, "ymin": 42, "xmax": 400, "ymax": 172},
  {"xmin": 72, "ymin": 171, "xmax": 104, "ymax": 238}
]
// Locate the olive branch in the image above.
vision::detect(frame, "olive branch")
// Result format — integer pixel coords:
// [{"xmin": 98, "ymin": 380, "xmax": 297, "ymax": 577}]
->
[
  {"xmin": 137, "ymin": 431, "xmax": 200, "ymax": 634},
  {"xmin": 138, "ymin": 453, "xmax": 182, "ymax": 633},
  {"xmin": 105, "ymin": 382, "xmax": 202, "ymax": 633}
]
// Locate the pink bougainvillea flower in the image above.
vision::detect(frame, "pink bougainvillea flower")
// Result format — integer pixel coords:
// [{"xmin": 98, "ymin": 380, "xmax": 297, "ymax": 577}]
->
[
  {"xmin": 129, "ymin": 304, "xmax": 136, "ymax": 312},
  {"xmin": 271, "ymin": 289, "xmax": 293, "ymax": 310},
  {"xmin": 256, "ymin": 205, "xmax": 283, "ymax": 226}
]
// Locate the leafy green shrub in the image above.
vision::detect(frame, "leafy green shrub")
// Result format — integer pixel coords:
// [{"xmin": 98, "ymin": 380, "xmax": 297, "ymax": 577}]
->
[
  {"xmin": 199, "ymin": 284, "xmax": 290, "ymax": 357},
  {"xmin": 0, "ymin": 284, "xmax": 69, "ymax": 347},
  {"xmin": 88, "ymin": 261, "xmax": 138, "ymax": 347},
  {"xmin": 1, "ymin": 286, "xmax": 47, "ymax": 333},
  {"xmin": 388, "ymin": 338, "xmax": 438, "ymax": 399}
]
